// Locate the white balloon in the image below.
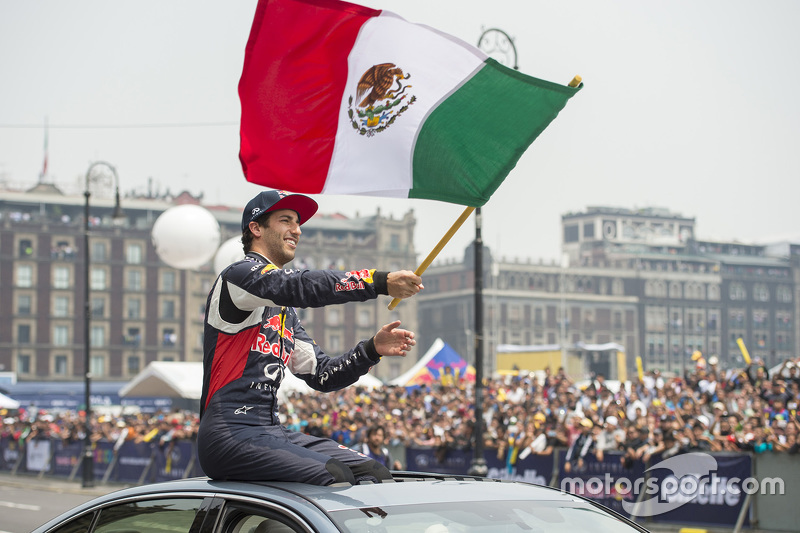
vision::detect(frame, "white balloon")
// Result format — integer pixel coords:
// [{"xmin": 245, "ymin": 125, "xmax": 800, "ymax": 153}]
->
[
  {"xmin": 151, "ymin": 205, "xmax": 221, "ymax": 270},
  {"xmin": 214, "ymin": 236, "xmax": 244, "ymax": 275}
]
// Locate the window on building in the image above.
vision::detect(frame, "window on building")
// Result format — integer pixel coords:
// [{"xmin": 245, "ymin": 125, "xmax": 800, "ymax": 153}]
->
[
  {"xmin": 583, "ymin": 222, "xmax": 595, "ymax": 238},
  {"xmin": 390, "ymin": 233, "xmax": 401, "ymax": 251},
  {"xmin": 16, "ymin": 264, "xmax": 34, "ymax": 288},
  {"xmin": 19, "ymin": 239, "xmax": 34, "ymax": 257},
  {"xmin": 127, "ymin": 356, "xmax": 141, "ymax": 375},
  {"xmin": 162, "ymin": 328, "xmax": 177, "ymax": 347},
  {"xmin": 162, "ymin": 271, "xmax": 177, "ymax": 292},
  {"xmin": 54, "ymin": 355, "xmax": 68, "ymax": 376},
  {"xmin": 17, "ymin": 354, "xmax": 31, "ymax": 374},
  {"xmin": 326, "ymin": 308, "xmax": 341, "ymax": 326},
  {"xmin": 352, "ymin": 309, "xmax": 369, "ymax": 328},
  {"xmin": 564, "ymin": 224, "xmax": 579, "ymax": 243},
  {"xmin": 53, "ymin": 266, "xmax": 70, "ymax": 289},
  {"xmin": 91, "ymin": 241, "xmax": 107, "ymax": 261},
  {"xmin": 776, "ymin": 285, "xmax": 793, "ymax": 303},
  {"xmin": 54, "ymin": 296, "xmax": 70, "ymax": 317},
  {"xmin": 126, "ymin": 243, "xmax": 143, "ymax": 264},
  {"xmin": 17, "ymin": 294, "xmax": 32, "ymax": 315},
  {"xmin": 90, "ymin": 355, "xmax": 105, "ymax": 377},
  {"xmin": 162, "ymin": 299, "xmax": 176, "ymax": 319},
  {"xmin": 91, "ymin": 326, "xmax": 105, "ymax": 347},
  {"xmin": 729, "ymin": 283, "xmax": 747, "ymax": 301},
  {"xmin": 91, "ymin": 297, "xmax": 105, "ymax": 318},
  {"xmin": 753, "ymin": 284, "xmax": 770, "ymax": 302},
  {"xmin": 17, "ymin": 324, "xmax": 31, "ymax": 344},
  {"xmin": 53, "ymin": 325, "xmax": 69, "ymax": 346},
  {"xmin": 90, "ymin": 268, "xmax": 106, "ymax": 290},
  {"xmin": 127, "ymin": 298, "xmax": 142, "ymax": 319},
  {"xmin": 127, "ymin": 270, "xmax": 143, "ymax": 291},
  {"xmin": 124, "ymin": 327, "xmax": 142, "ymax": 346}
]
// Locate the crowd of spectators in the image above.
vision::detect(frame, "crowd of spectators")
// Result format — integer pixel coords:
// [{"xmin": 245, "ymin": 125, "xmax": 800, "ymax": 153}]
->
[{"xmin": 2, "ymin": 356, "xmax": 799, "ymax": 471}]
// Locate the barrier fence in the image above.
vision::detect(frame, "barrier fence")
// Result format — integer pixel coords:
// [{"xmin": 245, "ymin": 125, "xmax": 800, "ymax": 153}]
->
[{"xmin": 2, "ymin": 437, "xmax": 797, "ymax": 531}]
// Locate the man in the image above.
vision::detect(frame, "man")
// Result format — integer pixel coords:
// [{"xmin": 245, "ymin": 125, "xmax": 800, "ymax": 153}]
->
[
  {"xmin": 359, "ymin": 424, "xmax": 399, "ymax": 470},
  {"xmin": 198, "ymin": 190, "xmax": 422, "ymax": 485}
]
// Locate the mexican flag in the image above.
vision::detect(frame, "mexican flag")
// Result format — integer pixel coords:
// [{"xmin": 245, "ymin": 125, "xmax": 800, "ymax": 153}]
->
[{"xmin": 239, "ymin": 0, "xmax": 582, "ymax": 207}]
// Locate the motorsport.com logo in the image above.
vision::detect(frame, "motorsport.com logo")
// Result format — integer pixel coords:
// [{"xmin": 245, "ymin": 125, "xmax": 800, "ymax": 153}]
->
[{"xmin": 561, "ymin": 453, "xmax": 785, "ymax": 517}]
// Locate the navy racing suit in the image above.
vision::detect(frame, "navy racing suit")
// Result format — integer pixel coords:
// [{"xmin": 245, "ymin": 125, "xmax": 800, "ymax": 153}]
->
[{"xmin": 198, "ymin": 251, "xmax": 393, "ymax": 485}]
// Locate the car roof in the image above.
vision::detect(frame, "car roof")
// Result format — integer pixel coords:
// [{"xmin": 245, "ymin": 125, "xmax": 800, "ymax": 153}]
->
[
  {"xmin": 254, "ymin": 474, "xmax": 581, "ymax": 512},
  {"xmin": 71, "ymin": 473, "xmax": 583, "ymax": 513}
]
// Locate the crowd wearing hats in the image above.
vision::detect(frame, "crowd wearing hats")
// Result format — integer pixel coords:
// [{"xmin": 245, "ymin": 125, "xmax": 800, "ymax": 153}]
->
[{"xmin": 2, "ymin": 357, "xmax": 799, "ymax": 470}]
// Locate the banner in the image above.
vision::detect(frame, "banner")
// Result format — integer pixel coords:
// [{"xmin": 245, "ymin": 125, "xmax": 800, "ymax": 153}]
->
[
  {"xmin": 25, "ymin": 439, "xmax": 51, "ymax": 472},
  {"xmin": 154, "ymin": 441, "xmax": 195, "ymax": 482},
  {"xmin": 52, "ymin": 441, "xmax": 81, "ymax": 477},
  {"xmin": 114, "ymin": 441, "xmax": 154, "ymax": 483},
  {"xmin": 556, "ymin": 450, "xmax": 645, "ymax": 519},
  {"xmin": 645, "ymin": 453, "xmax": 751, "ymax": 528}
]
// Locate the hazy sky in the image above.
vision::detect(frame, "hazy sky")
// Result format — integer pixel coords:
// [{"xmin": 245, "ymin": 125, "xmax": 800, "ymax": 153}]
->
[{"xmin": 2, "ymin": 1, "xmax": 798, "ymax": 266}]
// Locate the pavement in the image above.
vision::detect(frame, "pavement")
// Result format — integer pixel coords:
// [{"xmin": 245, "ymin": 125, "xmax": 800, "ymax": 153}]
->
[{"xmin": 0, "ymin": 471, "xmax": 129, "ymax": 498}]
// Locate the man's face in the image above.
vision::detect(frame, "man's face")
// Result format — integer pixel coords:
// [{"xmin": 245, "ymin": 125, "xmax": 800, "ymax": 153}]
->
[
  {"xmin": 369, "ymin": 429, "xmax": 385, "ymax": 448},
  {"xmin": 253, "ymin": 209, "xmax": 301, "ymax": 266}
]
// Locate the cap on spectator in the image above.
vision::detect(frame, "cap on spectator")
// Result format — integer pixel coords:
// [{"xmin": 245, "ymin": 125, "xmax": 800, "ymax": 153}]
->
[
  {"xmin": 713, "ymin": 402, "xmax": 725, "ymax": 410},
  {"xmin": 580, "ymin": 418, "xmax": 594, "ymax": 428},
  {"xmin": 533, "ymin": 412, "xmax": 546, "ymax": 423},
  {"xmin": 605, "ymin": 416, "xmax": 618, "ymax": 426},
  {"xmin": 708, "ymin": 355, "xmax": 719, "ymax": 366},
  {"xmin": 697, "ymin": 415, "xmax": 710, "ymax": 427}
]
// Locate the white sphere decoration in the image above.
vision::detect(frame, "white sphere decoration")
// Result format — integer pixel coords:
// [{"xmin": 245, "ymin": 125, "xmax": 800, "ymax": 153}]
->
[
  {"xmin": 214, "ymin": 236, "xmax": 244, "ymax": 275},
  {"xmin": 151, "ymin": 205, "xmax": 221, "ymax": 270}
]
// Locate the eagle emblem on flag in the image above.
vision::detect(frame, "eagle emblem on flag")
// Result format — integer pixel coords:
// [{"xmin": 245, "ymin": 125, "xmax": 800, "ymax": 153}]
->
[{"xmin": 348, "ymin": 63, "xmax": 415, "ymax": 137}]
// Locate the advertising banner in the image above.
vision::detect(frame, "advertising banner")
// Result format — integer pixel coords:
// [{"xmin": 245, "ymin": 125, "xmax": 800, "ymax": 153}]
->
[
  {"xmin": 645, "ymin": 453, "xmax": 752, "ymax": 528},
  {"xmin": 556, "ymin": 450, "xmax": 645, "ymax": 519},
  {"xmin": 52, "ymin": 441, "xmax": 81, "ymax": 477},
  {"xmin": 153, "ymin": 441, "xmax": 194, "ymax": 482},
  {"xmin": 25, "ymin": 439, "xmax": 51, "ymax": 472},
  {"xmin": 114, "ymin": 441, "xmax": 154, "ymax": 483}
]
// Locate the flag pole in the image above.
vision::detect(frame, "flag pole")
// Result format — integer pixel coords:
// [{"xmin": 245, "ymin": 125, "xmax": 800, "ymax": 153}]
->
[{"xmin": 388, "ymin": 205, "xmax": 475, "ymax": 310}]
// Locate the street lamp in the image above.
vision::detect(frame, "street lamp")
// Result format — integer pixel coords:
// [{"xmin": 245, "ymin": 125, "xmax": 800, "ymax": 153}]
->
[
  {"xmin": 468, "ymin": 28, "xmax": 519, "ymax": 478},
  {"xmin": 82, "ymin": 161, "xmax": 123, "ymax": 488}
]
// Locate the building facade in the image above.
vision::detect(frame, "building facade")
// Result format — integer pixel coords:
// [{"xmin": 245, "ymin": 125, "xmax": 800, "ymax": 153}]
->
[
  {"xmin": 0, "ymin": 185, "xmax": 417, "ymax": 385},
  {"xmin": 417, "ymin": 206, "xmax": 797, "ymax": 379}
]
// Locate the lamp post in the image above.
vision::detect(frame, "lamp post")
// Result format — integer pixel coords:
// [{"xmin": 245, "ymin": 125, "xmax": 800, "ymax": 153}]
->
[
  {"xmin": 82, "ymin": 161, "xmax": 123, "ymax": 488},
  {"xmin": 468, "ymin": 28, "xmax": 518, "ymax": 477}
]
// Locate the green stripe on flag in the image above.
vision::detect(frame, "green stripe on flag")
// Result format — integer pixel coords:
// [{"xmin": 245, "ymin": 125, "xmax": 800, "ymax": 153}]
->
[{"xmin": 411, "ymin": 58, "xmax": 581, "ymax": 206}]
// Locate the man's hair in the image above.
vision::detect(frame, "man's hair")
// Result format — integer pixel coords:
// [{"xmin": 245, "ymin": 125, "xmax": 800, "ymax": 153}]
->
[
  {"xmin": 241, "ymin": 212, "xmax": 272, "ymax": 253},
  {"xmin": 366, "ymin": 424, "xmax": 386, "ymax": 438}
]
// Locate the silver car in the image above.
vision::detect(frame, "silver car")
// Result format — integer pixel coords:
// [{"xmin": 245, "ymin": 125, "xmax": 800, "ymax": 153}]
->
[{"xmin": 32, "ymin": 472, "xmax": 650, "ymax": 533}]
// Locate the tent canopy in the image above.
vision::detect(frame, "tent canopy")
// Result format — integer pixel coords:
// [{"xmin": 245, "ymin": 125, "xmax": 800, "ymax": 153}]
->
[
  {"xmin": 119, "ymin": 362, "xmax": 203, "ymax": 399},
  {"xmin": 0, "ymin": 391, "xmax": 20, "ymax": 409},
  {"xmin": 389, "ymin": 338, "xmax": 474, "ymax": 386},
  {"xmin": 119, "ymin": 361, "xmax": 383, "ymax": 401}
]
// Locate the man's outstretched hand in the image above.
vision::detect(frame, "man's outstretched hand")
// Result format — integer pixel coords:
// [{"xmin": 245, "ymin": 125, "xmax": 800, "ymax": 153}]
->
[
  {"xmin": 386, "ymin": 270, "xmax": 423, "ymax": 299},
  {"xmin": 373, "ymin": 320, "xmax": 416, "ymax": 357}
]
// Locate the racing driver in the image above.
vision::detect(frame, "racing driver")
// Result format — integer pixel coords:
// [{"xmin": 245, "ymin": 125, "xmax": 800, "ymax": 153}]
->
[{"xmin": 198, "ymin": 189, "xmax": 423, "ymax": 485}]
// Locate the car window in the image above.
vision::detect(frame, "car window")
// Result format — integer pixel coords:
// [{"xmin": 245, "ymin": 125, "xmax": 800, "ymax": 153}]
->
[
  {"xmin": 49, "ymin": 512, "xmax": 95, "ymax": 533},
  {"xmin": 92, "ymin": 498, "xmax": 204, "ymax": 533},
  {"xmin": 231, "ymin": 515, "xmax": 300, "ymax": 533}
]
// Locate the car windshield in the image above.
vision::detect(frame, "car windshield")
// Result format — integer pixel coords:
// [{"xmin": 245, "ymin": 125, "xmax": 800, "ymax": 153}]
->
[{"xmin": 329, "ymin": 500, "xmax": 641, "ymax": 533}]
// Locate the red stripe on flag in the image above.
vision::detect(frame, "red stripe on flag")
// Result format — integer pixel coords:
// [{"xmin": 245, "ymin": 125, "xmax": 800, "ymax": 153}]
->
[{"xmin": 239, "ymin": 0, "xmax": 379, "ymax": 193}]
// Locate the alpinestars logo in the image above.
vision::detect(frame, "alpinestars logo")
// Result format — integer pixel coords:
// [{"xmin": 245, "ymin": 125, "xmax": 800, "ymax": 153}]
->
[
  {"xmin": 348, "ymin": 63, "xmax": 415, "ymax": 137},
  {"xmin": 234, "ymin": 405, "xmax": 253, "ymax": 415}
]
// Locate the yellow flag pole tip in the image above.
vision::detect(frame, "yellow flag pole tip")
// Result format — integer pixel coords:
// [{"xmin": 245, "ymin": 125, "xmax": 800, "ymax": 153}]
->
[{"xmin": 568, "ymin": 75, "xmax": 582, "ymax": 87}]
